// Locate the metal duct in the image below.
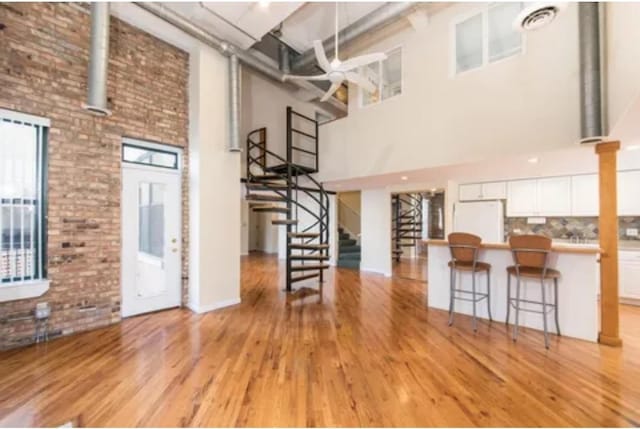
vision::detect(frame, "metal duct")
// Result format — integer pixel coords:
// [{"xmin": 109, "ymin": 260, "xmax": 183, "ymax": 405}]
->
[
  {"xmin": 229, "ymin": 55, "xmax": 241, "ymax": 152},
  {"xmin": 134, "ymin": 2, "xmax": 346, "ymax": 112},
  {"xmin": 278, "ymin": 43, "xmax": 291, "ymax": 74},
  {"xmin": 84, "ymin": 2, "xmax": 111, "ymax": 116},
  {"xmin": 579, "ymin": 2, "xmax": 604, "ymax": 144},
  {"xmin": 291, "ymin": 2, "xmax": 415, "ymax": 71}
]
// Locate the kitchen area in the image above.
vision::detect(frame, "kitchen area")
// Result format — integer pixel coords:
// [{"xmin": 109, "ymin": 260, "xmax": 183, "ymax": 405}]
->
[{"xmin": 426, "ymin": 168, "xmax": 640, "ymax": 343}]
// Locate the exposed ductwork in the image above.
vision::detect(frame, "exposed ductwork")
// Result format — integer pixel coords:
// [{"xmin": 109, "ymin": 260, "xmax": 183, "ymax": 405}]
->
[
  {"xmin": 84, "ymin": 2, "xmax": 111, "ymax": 116},
  {"xmin": 278, "ymin": 43, "xmax": 291, "ymax": 74},
  {"xmin": 578, "ymin": 2, "xmax": 605, "ymax": 144},
  {"xmin": 134, "ymin": 2, "xmax": 346, "ymax": 113},
  {"xmin": 291, "ymin": 2, "xmax": 416, "ymax": 72},
  {"xmin": 229, "ymin": 54, "xmax": 241, "ymax": 152}
]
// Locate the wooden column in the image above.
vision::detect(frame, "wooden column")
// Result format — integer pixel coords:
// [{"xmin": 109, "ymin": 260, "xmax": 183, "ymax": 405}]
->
[{"xmin": 596, "ymin": 141, "xmax": 622, "ymax": 347}]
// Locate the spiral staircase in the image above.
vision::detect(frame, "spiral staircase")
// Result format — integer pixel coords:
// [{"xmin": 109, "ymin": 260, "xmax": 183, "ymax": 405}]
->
[
  {"xmin": 392, "ymin": 193, "xmax": 423, "ymax": 262},
  {"xmin": 245, "ymin": 107, "xmax": 330, "ymax": 292}
]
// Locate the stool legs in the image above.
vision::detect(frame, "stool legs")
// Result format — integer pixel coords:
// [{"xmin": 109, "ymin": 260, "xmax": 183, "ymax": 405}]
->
[
  {"xmin": 541, "ymin": 278, "xmax": 550, "ymax": 349},
  {"xmin": 554, "ymin": 278, "xmax": 561, "ymax": 336},
  {"xmin": 472, "ymin": 271, "xmax": 478, "ymax": 332},
  {"xmin": 513, "ymin": 276, "xmax": 521, "ymax": 341},
  {"xmin": 448, "ymin": 266, "xmax": 455, "ymax": 326},
  {"xmin": 506, "ymin": 273, "xmax": 511, "ymax": 325},
  {"xmin": 487, "ymin": 270, "xmax": 493, "ymax": 322}
]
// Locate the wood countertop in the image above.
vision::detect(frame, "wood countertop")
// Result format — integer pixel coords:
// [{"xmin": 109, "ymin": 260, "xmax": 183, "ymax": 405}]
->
[{"xmin": 424, "ymin": 240, "xmax": 602, "ymax": 255}]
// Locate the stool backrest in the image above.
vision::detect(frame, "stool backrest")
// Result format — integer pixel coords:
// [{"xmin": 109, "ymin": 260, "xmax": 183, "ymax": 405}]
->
[
  {"xmin": 509, "ymin": 234, "xmax": 552, "ymax": 269},
  {"xmin": 448, "ymin": 232, "xmax": 482, "ymax": 264}
]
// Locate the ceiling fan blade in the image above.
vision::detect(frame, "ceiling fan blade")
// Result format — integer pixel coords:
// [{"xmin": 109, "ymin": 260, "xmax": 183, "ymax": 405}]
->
[
  {"xmin": 320, "ymin": 81, "xmax": 342, "ymax": 102},
  {"xmin": 283, "ymin": 73, "xmax": 329, "ymax": 82},
  {"xmin": 345, "ymin": 72, "xmax": 376, "ymax": 94},
  {"xmin": 313, "ymin": 40, "xmax": 332, "ymax": 72},
  {"xmin": 337, "ymin": 53, "xmax": 388, "ymax": 71}
]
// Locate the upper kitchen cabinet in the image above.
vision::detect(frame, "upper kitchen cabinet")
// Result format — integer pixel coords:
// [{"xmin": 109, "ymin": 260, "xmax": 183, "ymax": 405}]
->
[
  {"xmin": 459, "ymin": 181, "xmax": 506, "ymax": 201},
  {"xmin": 507, "ymin": 177, "xmax": 571, "ymax": 217},
  {"xmin": 571, "ymin": 174, "xmax": 599, "ymax": 216},
  {"xmin": 618, "ymin": 170, "xmax": 640, "ymax": 215}
]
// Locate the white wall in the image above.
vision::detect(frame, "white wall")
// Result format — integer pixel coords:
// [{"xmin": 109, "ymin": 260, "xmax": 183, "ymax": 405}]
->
[
  {"xmin": 189, "ymin": 43, "xmax": 241, "ymax": 313},
  {"xmin": 360, "ymin": 189, "xmax": 392, "ymax": 276},
  {"xmin": 319, "ymin": 3, "xmax": 581, "ymax": 182}
]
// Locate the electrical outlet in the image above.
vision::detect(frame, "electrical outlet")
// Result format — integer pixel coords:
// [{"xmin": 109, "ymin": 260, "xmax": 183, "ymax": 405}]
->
[{"xmin": 626, "ymin": 228, "xmax": 639, "ymax": 237}]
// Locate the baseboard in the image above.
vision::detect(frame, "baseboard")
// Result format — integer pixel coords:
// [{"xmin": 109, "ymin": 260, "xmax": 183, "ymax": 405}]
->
[
  {"xmin": 187, "ymin": 297, "xmax": 241, "ymax": 314},
  {"xmin": 360, "ymin": 267, "xmax": 391, "ymax": 277}
]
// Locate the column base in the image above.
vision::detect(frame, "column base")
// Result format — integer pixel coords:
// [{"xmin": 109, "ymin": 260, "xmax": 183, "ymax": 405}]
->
[{"xmin": 598, "ymin": 332, "xmax": 623, "ymax": 347}]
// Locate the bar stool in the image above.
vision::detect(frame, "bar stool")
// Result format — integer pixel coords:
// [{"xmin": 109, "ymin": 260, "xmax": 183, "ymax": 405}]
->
[
  {"xmin": 447, "ymin": 232, "xmax": 492, "ymax": 331},
  {"xmin": 506, "ymin": 235, "xmax": 561, "ymax": 349}
]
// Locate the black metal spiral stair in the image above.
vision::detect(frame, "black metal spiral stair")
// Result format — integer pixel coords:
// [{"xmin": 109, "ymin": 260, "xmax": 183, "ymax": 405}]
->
[
  {"xmin": 245, "ymin": 107, "xmax": 330, "ymax": 292},
  {"xmin": 392, "ymin": 193, "xmax": 423, "ymax": 262}
]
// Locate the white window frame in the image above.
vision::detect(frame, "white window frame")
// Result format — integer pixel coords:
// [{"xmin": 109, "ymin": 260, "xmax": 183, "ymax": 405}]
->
[
  {"xmin": 0, "ymin": 109, "xmax": 50, "ymax": 302},
  {"xmin": 450, "ymin": 3, "xmax": 526, "ymax": 77},
  {"xmin": 359, "ymin": 46, "xmax": 404, "ymax": 108}
]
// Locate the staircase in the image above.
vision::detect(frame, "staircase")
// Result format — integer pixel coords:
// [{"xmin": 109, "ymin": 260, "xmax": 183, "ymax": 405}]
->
[
  {"xmin": 392, "ymin": 193, "xmax": 423, "ymax": 262},
  {"xmin": 245, "ymin": 107, "xmax": 330, "ymax": 292},
  {"xmin": 337, "ymin": 227, "xmax": 360, "ymax": 269}
]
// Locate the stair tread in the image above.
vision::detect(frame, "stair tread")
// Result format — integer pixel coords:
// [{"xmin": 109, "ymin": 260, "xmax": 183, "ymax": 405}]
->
[
  {"xmin": 290, "ymin": 255, "xmax": 330, "ymax": 260},
  {"xmin": 291, "ymin": 264, "xmax": 330, "ymax": 271},
  {"xmin": 272, "ymin": 219, "xmax": 297, "ymax": 225},
  {"xmin": 290, "ymin": 273, "xmax": 320, "ymax": 283},
  {"xmin": 288, "ymin": 232, "xmax": 320, "ymax": 238},
  {"xmin": 250, "ymin": 174, "xmax": 285, "ymax": 181},
  {"xmin": 246, "ymin": 194, "xmax": 286, "ymax": 202},
  {"xmin": 253, "ymin": 205, "xmax": 289, "ymax": 213},
  {"xmin": 289, "ymin": 243, "xmax": 329, "ymax": 250}
]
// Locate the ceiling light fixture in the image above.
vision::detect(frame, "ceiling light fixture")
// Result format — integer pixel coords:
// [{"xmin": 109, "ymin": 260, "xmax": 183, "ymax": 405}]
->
[
  {"xmin": 626, "ymin": 145, "xmax": 640, "ymax": 151},
  {"xmin": 258, "ymin": 0, "xmax": 270, "ymax": 9},
  {"xmin": 528, "ymin": 157, "xmax": 539, "ymax": 164},
  {"xmin": 401, "ymin": 176, "xmax": 408, "ymax": 181}
]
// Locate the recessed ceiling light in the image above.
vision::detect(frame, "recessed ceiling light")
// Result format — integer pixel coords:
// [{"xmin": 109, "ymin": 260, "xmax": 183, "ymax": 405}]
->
[
  {"xmin": 528, "ymin": 157, "xmax": 539, "ymax": 164},
  {"xmin": 626, "ymin": 145, "xmax": 640, "ymax": 151},
  {"xmin": 401, "ymin": 176, "xmax": 408, "ymax": 181},
  {"xmin": 258, "ymin": 0, "xmax": 270, "ymax": 9}
]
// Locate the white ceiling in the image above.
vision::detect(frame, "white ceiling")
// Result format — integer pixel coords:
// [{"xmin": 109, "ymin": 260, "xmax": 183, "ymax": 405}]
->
[
  {"xmin": 279, "ymin": 2, "xmax": 385, "ymax": 53},
  {"xmin": 160, "ymin": 2, "xmax": 304, "ymax": 49}
]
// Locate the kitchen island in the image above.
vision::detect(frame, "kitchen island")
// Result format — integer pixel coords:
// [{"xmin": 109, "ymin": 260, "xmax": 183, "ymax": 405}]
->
[{"xmin": 425, "ymin": 240, "xmax": 601, "ymax": 342}]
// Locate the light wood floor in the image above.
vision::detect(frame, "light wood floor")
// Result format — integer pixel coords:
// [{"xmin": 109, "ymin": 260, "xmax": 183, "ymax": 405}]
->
[
  {"xmin": 393, "ymin": 257, "xmax": 428, "ymax": 282},
  {"xmin": 1, "ymin": 254, "xmax": 639, "ymax": 427}
]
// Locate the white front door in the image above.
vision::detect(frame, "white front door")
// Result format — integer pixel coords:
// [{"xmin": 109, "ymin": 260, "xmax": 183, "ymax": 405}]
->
[{"xmin": 121, "ymin": 165, "xmax": 181, "ymax": 317}]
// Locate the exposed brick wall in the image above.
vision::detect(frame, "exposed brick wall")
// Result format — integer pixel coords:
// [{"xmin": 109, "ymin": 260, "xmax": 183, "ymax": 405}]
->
[{"xmin": 0, "ymin": 3, "xmax": 189, "ymax": 349}]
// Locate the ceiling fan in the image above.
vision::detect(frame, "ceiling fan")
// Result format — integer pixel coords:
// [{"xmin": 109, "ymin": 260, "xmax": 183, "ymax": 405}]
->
[{"xmin": 283, "ymin": 3, "xmax": 388, "ymax": 102}]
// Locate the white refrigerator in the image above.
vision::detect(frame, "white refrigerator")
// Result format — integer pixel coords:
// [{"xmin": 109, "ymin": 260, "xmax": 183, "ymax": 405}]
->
[{"xmin": 453, "ymin": 201, "xmax": 504, "ymax": 243}]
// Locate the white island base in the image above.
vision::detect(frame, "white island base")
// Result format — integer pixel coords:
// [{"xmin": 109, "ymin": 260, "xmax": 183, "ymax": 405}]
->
[{"xmin": 427, "ymin": 241, "xmax": 601, "ymax": 342}]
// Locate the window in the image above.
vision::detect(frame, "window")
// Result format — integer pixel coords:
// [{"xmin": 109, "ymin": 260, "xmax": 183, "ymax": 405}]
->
[
  {"xmin": 454, "ymin": 3, "xmax": 523, "ymax": 75},
  {"xmin": 122, "ymin": 142, "xmax": 178, "ymax": 170},
  {"xmin": 0, "ymin": 110, "xmax": 48, "ymax": 288},
  {"xmin": 360, "ymin": 47, "xmax": 402, "ymax": 107}
]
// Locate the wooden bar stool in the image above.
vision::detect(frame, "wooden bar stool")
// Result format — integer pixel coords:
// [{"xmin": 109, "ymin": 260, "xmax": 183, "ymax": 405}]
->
[
  {"xmin": 447, "ymin": 232, "xmax": 492, "ymax": 331},
  {"xmin": 506, "ymin": 235, "xmax": 561, "ymax": 349}
]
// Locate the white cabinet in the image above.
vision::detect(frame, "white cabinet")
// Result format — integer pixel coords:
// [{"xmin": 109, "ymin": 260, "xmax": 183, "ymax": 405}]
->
[
  {"xmin": 571, "ymin": 174, "xmax": 599, "ymax": 216},
  {"xmin": 507, "ymin": 180, "xmax": 538, "ymax": 216},
  {"xmin": 507, "ymin": 177, "xmax": 571, "ymax": 217},
  {"xmin": 619, "ymin": 251, "xmax": 640, "ymax": 301},
  {"xmin": 537, "ymin": 177, "xmax": 571, "ymax": 216},
  {"xmin": 459, "ymin": 181, "xmax": 506, "ymax": 201},
  {"xmin": 618, "ymin": 171, "xmax": 640, "ymax": 216}
]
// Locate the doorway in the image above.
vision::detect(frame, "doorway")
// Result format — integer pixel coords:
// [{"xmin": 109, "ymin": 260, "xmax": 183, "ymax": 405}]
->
[{"xmin": 121, "ymin": 140, "xmax": 182, "ymax": 317}]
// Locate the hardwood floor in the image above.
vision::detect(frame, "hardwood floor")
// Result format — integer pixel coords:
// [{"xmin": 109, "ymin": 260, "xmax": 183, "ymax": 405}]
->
[
  {"xmin": 393, "ymin": 257, "xmax": 428, "ymax": 282},
  {"xmin": 1, "ymin": 254, "xmax": 639, "ymax": 427}
]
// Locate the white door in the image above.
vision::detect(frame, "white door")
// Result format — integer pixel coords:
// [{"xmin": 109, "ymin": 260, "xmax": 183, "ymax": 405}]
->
[{"xmin": 121, "ymin": 165, "xmax": 181, "ymax": 317}]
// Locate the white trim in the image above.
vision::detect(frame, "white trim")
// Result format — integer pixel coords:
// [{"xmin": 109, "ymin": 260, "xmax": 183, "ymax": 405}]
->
[
  {"xmin": 0, "ymin": 279, "xmax": 49, "ymax": 302},
  {"xmin": 359, "ymin": 267, "xmax": 392, "ymax": 277},
  {"xmin": 187, "ymin": 297, "xmax": 241, "ymax": 314},
  {"xmin": 0, "ymin": 109, "xmax": 50, "ymax": 127}
]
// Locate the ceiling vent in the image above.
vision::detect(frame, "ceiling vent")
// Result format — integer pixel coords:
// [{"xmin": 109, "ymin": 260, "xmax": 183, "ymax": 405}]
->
[{"xmin": 513, "ymin": 2, "xmax": 567, "ymax": 32}]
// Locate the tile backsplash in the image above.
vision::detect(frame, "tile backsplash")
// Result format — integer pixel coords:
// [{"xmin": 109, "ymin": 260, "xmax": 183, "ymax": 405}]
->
[{"xmin": 505, "ymin": 217, "xmax": 640, "ymax": 241}]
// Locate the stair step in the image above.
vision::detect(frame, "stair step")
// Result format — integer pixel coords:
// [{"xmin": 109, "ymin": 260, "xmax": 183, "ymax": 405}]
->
[
  {"xmin": 288, "ymin": 232, "xmax": 320, "ymax": 238},
  {"xmin": 340, "ymin": 245, "xmax": 361, "ymax": 253},
  {"xmin": 290, "ymin": 273, "xmax": 320, "ymax": 283},
  {"xmin": 396, "ymin": 229, "xmax": 422, "ymax": 233},
  {"xmin": 291, "ymin": 264, "xmax": 330, "ymax": 271},
  {"xmin": 394, "ymin": 236, "xmax": 422, "ymax": 240},
  {"xmin": 250, "ymin": 174, "xmax": 284, "ymax": 182},
  {"xmin": 392, "ymin": 249, "xmax": 404, "ymax": 254},
  {"xmin": 339, "ymin": 233, "xmax": 350, "ymax": 240},
  {"xmin": 339, "ymin": 239, "xmax": 357, "ymax": 246},
  {"xmin": 253, "ymin": 205, "xmax": 288, "ymax": 214},
  {"xmin": 246, "ymin": 182, "xmax": 288, "ymax": 191},
  {"xmin": 290, "ymin": 255, "xmax": 330, "ymax": 261},
  {"xmin": 399, "ymin": 243, "xmax": 417, "ymax": 247},
  {"xmin": 289, "ymin": 243, "xmax": 329, "ymax": 250},
  {"xmin": 272, "ymin": 219, "xmax": 297, "ymax": 225},
  {"xmin": 246, "ymin": 194, "xmax": 286, "ymax": 202},
  {"xmin": 337, "ymin": 259, "xmax": 360, "ymax": 269},
  {"xmin": 339, "ymin": 252, "xmax": 360, "ymax": 260}
]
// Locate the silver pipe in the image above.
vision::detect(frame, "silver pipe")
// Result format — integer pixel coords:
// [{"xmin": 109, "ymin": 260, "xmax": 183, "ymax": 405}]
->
[
  {"xmin": 292, "ymin": 2, "xmax": 415, "ymax": 71},
  {"xmin": 229, "ymin": 55, "xmax": 241, "ymax": 152},
  {"xmin": 84, "ymin": 2, "xmax": 111, "ymax": 116},
  {"xmin": 135, "ymin": 2, "xmax": 346, "ymax": 111},
  {"xmin": 278, "ymin": 43, "xmax": 291, "ymax": 74},
  {"xmin": 579, "ymin": 2, "xmax": 604, "ymax": 143}
]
